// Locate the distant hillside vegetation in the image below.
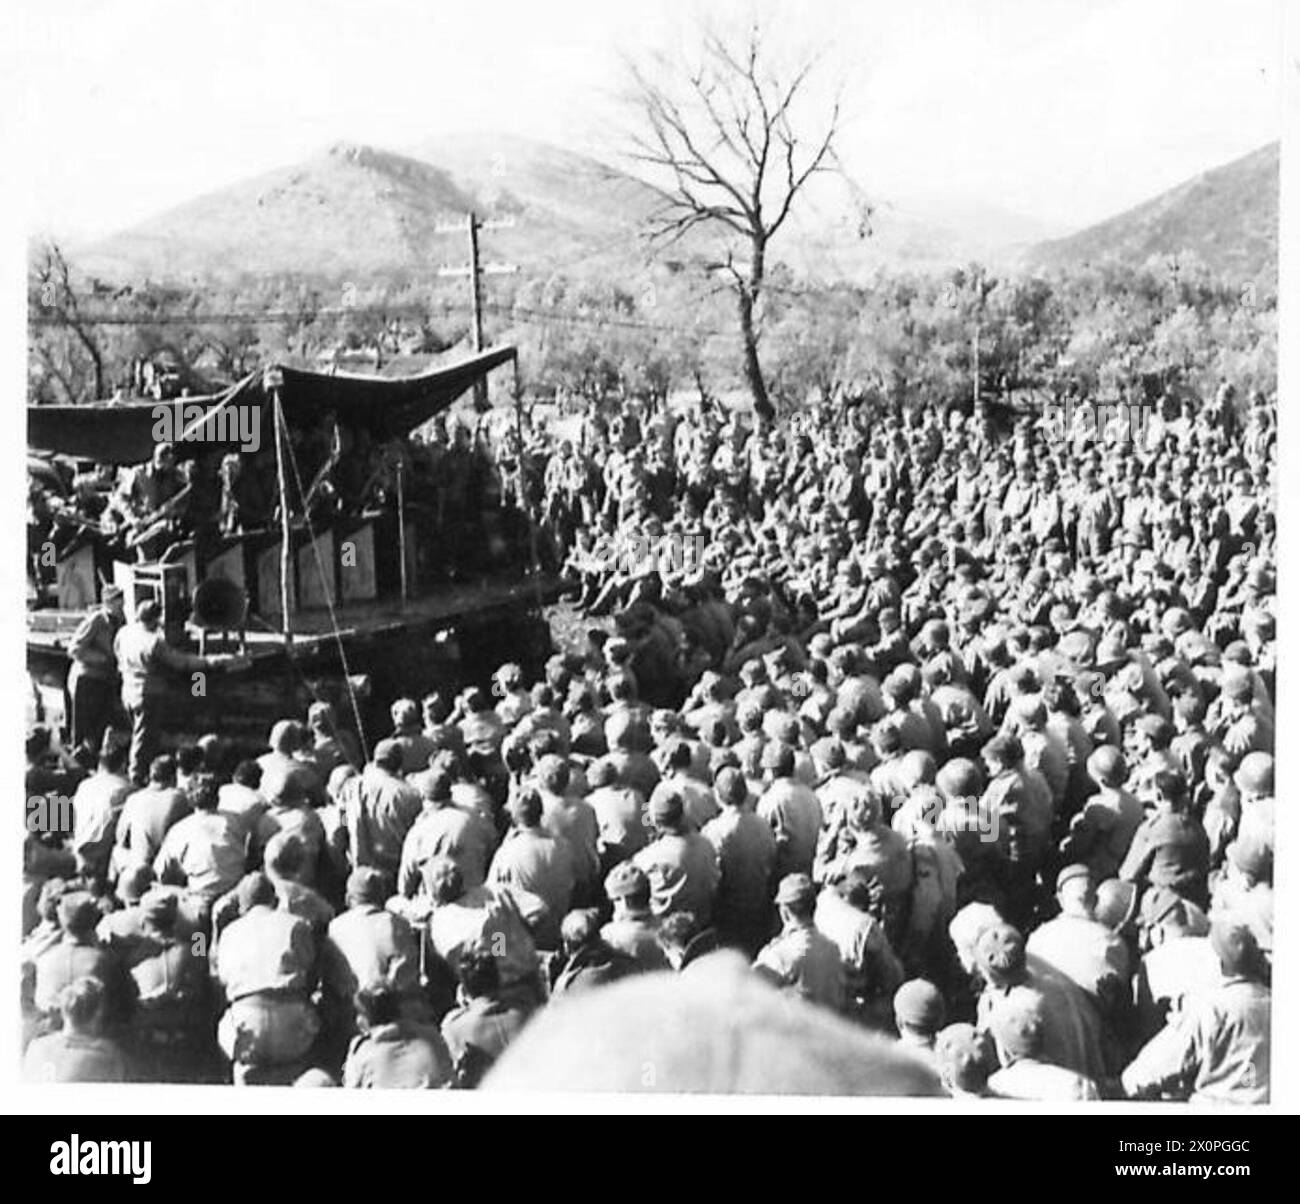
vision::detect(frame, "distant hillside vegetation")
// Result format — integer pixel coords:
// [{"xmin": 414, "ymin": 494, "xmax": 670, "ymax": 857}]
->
[{"xmin": 1027, "ymin": 142, "xmax": 1278, "ymax": 292}]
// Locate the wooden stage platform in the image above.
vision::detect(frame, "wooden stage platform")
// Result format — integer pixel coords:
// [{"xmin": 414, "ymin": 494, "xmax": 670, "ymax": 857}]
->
[{"xmin": 28, "ymin": 571, "xmax": 562, "ymax": 662}]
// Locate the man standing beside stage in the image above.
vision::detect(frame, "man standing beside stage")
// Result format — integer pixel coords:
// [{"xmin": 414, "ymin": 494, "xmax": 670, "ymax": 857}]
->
[
  {"xmin": 114, "ymin": 599, "xmax": 227, "ymax": 785},
  {"xmin": 66, "ymin": 584, "xmax": 126, "ymax": 754}
]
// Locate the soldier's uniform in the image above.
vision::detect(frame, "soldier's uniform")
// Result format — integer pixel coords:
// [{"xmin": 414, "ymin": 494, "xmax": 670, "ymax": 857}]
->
[
  {"xmin": 22, "ymin": 1029, "xmax": 129, "ymax": 1083},
  {"xmin": 343, "ymin": 1021, "xmax": 454, "ymax": 1089},
  {"xmin": 66, "ymin": 588, "xmax": 125, "ymax": 753},
  {"xmin": 116, "ymin": 455, "xmax": 187, "ymax": 561},
  {"xmin": 321, "ymin": 892, "xmax": 421, "ymax": 1039},
  {"xmin": 753, "ymin": 875, "xmax": 846, "ymax": 1013},
  {"xmin": 601, "ymin": 863, "xmax": 671, "ymax": 972},
  {"xmin": 213, "ymin": 899, "xmax": 319, "ymax": 1083},
  {"xmin": 114, "ymin": 608, "xmax": 208, "ymax": 786}
]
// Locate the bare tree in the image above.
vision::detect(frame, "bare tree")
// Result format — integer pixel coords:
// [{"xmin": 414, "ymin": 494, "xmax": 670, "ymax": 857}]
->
[
  {"xmin": 29, "ymin": 242, "xmax": 107, "ymax": 400},
  {"xmin": 625, "ymin": 19, "xmax": 845, "ymax": 419}
]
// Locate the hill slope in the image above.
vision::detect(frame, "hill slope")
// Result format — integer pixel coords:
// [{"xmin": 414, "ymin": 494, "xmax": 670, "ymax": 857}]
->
[
  {"xmin": 76, "ymin": 138, "xmax": 671, "ymax": 285},
  {"xmin": 77, "ymin": 143, "xmax": 502, "ymax": 282},
  {"xmin": 73, "ymin": 133, "xmax": 1065, "ymax": 287},
  {"xmin": 1027, "ymin": 142, "xmax": 1278, "ymax": 288},
  {"xmin": 72, "ymin": 136, "xmax": 1276, "ymax": 290}
]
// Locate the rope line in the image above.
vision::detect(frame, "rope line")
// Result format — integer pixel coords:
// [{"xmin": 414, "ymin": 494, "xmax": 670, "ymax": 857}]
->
[{"xmin": 274, "ymin": 399, "xmax": 371, "ymax": 763}]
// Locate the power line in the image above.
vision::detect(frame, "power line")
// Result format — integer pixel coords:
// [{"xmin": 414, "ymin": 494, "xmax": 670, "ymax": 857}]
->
[{"xmin": 28, "ymin": 298, "xmax": 731, "ymax": 338}]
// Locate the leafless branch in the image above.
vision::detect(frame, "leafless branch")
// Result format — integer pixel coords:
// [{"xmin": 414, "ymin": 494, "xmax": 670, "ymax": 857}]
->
[{"xmin": 622, "ymin": 18, "xmax": 848, "ymax": 420}]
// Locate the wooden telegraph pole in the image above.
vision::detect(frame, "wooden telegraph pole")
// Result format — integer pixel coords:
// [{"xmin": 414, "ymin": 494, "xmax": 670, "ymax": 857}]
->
[
  {"xmin": 435, "ymin": 212, "xmax": 518, "ymax": 410},
  {"xmin": 467, "ymin": 213, "xmax": 485, "ymax": 359},
  {"xmin": 971, "ymin": 267, "xmax": 985, "ymax": 415}
]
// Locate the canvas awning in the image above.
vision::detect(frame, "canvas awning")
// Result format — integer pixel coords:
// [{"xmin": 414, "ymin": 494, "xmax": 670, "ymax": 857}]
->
[{"xmin": 27, "ymin": 346, "xmax": 517, "ymax": 464}]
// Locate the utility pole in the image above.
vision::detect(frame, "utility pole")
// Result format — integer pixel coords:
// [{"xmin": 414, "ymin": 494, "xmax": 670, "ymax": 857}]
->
[
  {"xmin": 435, "ymin": 211, "xmax": 518, "ymax": 410},
  {"xmin": 467, "ymin": 213, "xmax": 485, "ymax": 356},
  {"xmin": 971, "ymin": 267, "xmax": 985, "ymax": 414}
]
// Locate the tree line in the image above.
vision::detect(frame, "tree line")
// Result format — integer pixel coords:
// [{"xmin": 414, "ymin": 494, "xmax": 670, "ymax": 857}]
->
[{"xmin": 28, "ymin": 239, "xmax": 1276, "ymax": 418}]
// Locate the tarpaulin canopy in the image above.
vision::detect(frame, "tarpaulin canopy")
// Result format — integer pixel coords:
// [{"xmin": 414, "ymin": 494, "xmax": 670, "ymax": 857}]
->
[{"xmin": 27, "ymin": 346, "xmax": 517, "ymax": 464}]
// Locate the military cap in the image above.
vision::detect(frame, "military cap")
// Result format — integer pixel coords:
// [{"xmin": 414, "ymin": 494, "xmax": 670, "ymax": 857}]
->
[
  {"xmin": 934, "ymin": 1023, "xmax": 991, "ymax": 1093},
  {"xmin": 936, "ymin": 757, "xmax": 983, "ymax": 801},
  {"xmin": 1209, "ymin": 915, "xmax": 1261, "ymax": 976},
  {"xmin": 1055, "ymin": 863, "xmax": 1091, "ymax": 892},
  {"xmin": 893, "ymin": 979, "xmax": 946, "ymax": 1031},
  {"xmin": 1220, "ymin": 669, "xmax": 1255, "ymax": 703},
  {"xmin": 1093, "ymin": 634, "xmax": 1129, "ymax": 673},
  {"xmin": 346, "ymin": 867, "xmax": 388, "ymax": 907},
  {"xmin": 774, "ymin": 873, "xmax": 816, "ymax": 908},
  {"xmin": 1093, "ymin": 879, "xmax": 1138, "ymax": 930},
  {"xmin": 1086, "ymin": 744, "xmax": 1127, "ymax": 786},
  {"xmin": 991, "ymin": 989, "xmax": 1046, "ymax": 1060},
  {"xmin": 1140, "ymin": 887, "xmax": 1208, "ymax": 935},
  {"xmin": 647, "ymin": 789, "xmax": 684, "ymax": 827},
  {"xmin": 1227, "ymin": 833, "xmax": 1271, "ymax": 882},
  {"xmin": 372, "ymin": 738, "xmax": 403, "ymax": 768},
  {"xmin": 605, "ymin": 861, "xmax": 649, "ymax": 901},
  {"xmin": 1234, "ymin": 752, "xmax": 1273, "ymax": 796}
]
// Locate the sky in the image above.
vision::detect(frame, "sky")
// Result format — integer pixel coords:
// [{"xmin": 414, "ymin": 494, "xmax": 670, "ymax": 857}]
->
[{"xmin": 5, "ymin": 0, "xmax": 1285, "ymax": 243}]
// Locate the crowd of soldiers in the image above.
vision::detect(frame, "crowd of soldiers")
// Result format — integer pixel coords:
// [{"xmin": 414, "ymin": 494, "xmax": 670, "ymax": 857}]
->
[{"xmin": 21, "ymin": 382, "xmax": 1276, "ymax": 1097}]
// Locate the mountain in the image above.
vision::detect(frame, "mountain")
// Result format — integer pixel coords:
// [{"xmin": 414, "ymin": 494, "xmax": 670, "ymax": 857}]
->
[
  {"xmin": 72, "ymin": 133, "xmax": 1065, "ymax": 288},
  {"xmin": 76, "ymin": 143, "xmax": 484, "ymax": 282},
  {"xmin": 406, "ymin": 131, "xmax": 664, "ymax": 240},
  {"xmin": 74, "ymin": 137, "xmax": 674, "ymax": 286},
  {"xmin": 784, "ymin": 191, "xmax": 1064, "ymax": 281},
  {"xmin": 1027, "ymin": 142, "xmax": 1278, "ymax": 288},
  {"xmin": 70, "ymin": 135, "xmax": 1276, "ymax": 291}
]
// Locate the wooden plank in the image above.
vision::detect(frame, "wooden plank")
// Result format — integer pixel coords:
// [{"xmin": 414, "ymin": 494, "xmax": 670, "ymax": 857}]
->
[
  {"xmin": 257, "ymin": 541, "xmax": 296, "ymax": 618},
  {"xmin": 206, "ymin": 540, "xmax": 247, "ymax": 593},
  {"xmin": 338, "ymin": 521, "xmax": 377, "ymax": 602},
  {"xmin": 298, "ymin": 529, "xmax": 336, "ymax": 609}
]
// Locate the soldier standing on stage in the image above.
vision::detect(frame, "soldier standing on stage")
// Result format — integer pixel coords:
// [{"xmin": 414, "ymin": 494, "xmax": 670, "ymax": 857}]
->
[{"xmin": 66, "ymin": 584, "xmax": 126, "ymax": 754}]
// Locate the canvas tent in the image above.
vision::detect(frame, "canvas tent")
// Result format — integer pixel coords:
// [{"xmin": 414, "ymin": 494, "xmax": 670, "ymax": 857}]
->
[{"xmin": 27, "ymin": 346, "xmax": 517, "ymax": 464}]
